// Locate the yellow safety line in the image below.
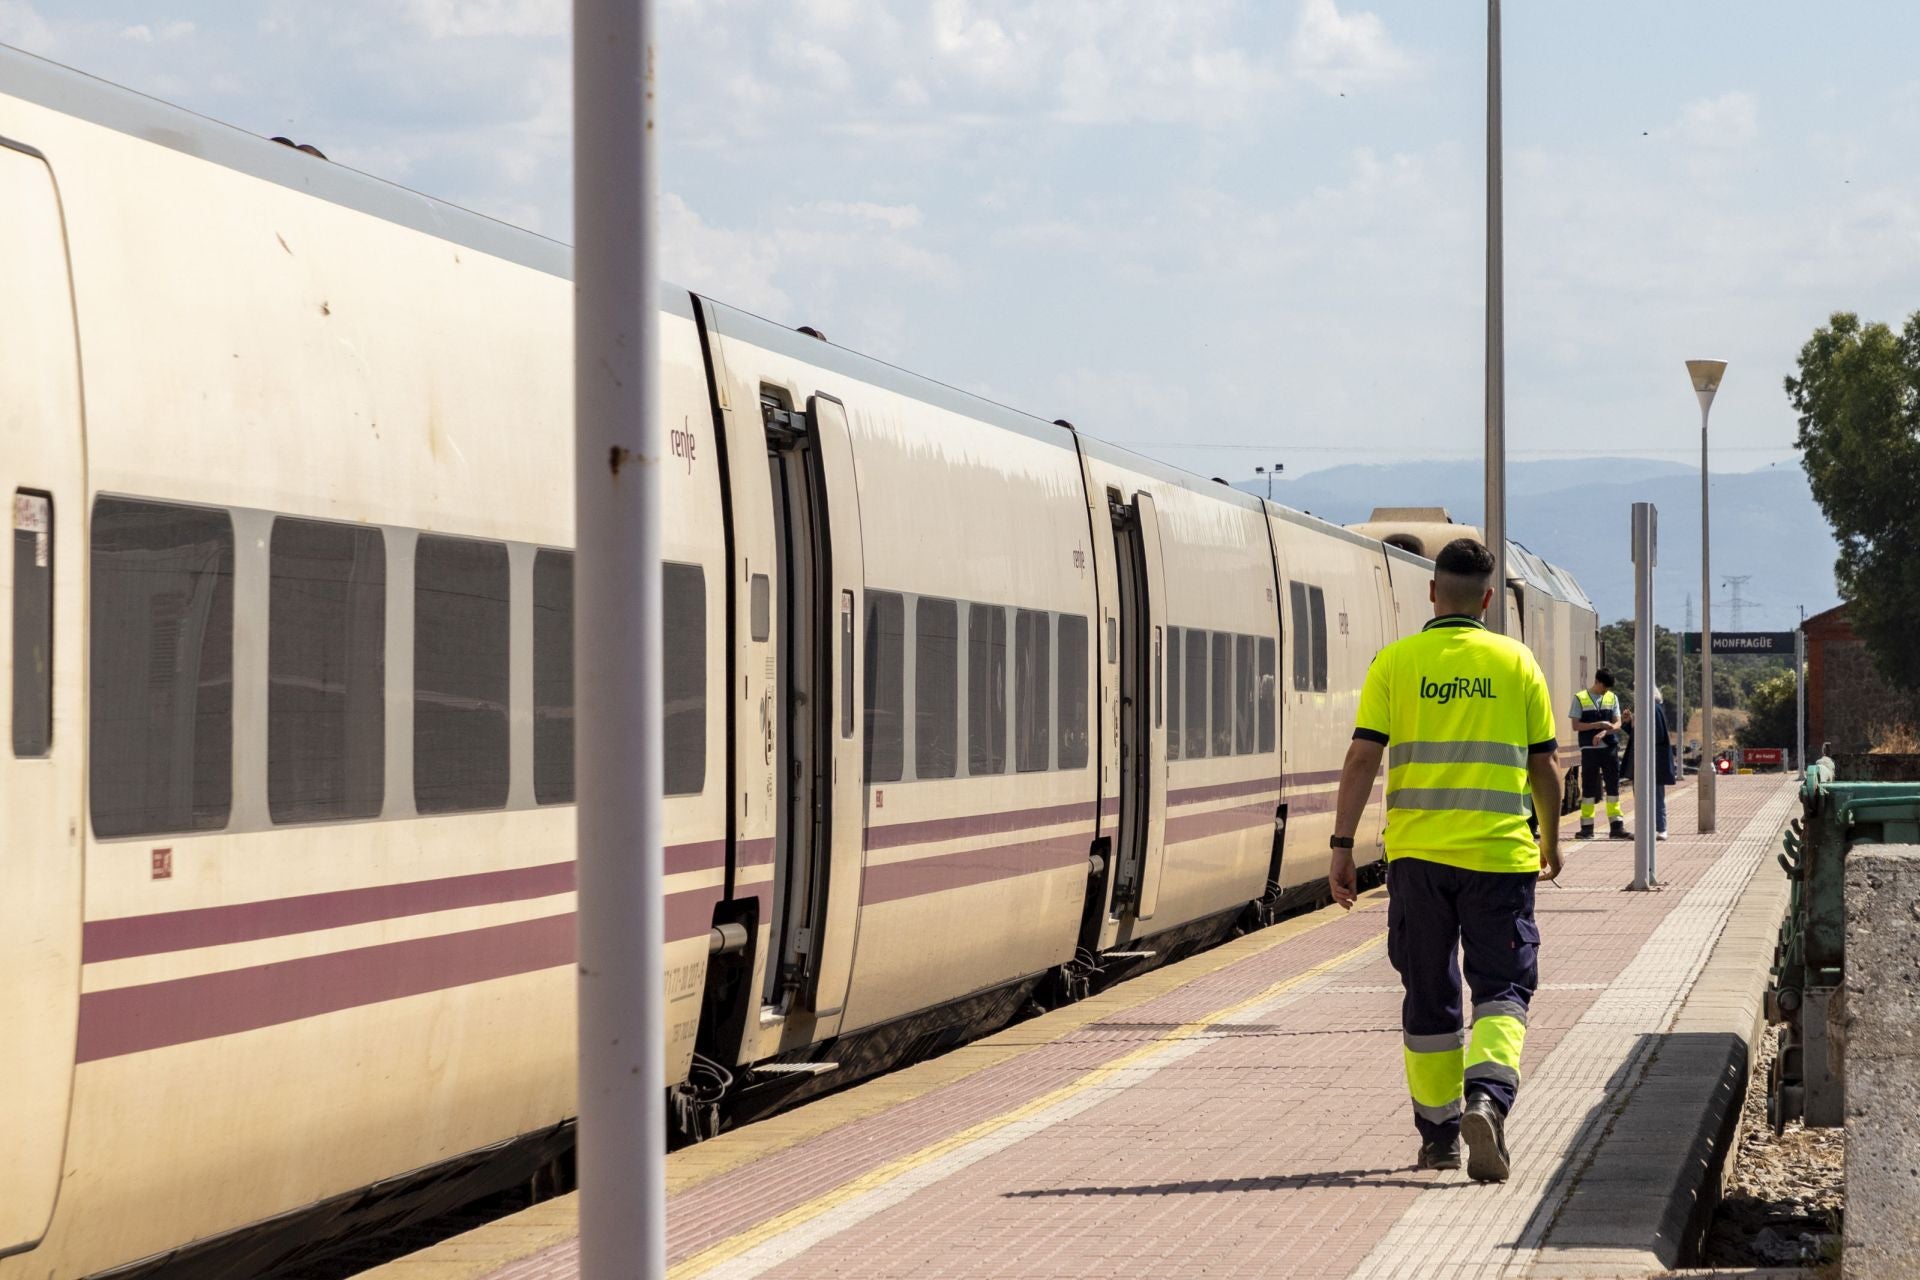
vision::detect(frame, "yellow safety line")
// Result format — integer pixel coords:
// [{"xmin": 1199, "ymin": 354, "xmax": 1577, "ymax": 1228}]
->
[{"xmin": 668, "ymin": 930, "xmax": 1388, "ymax": 1279}]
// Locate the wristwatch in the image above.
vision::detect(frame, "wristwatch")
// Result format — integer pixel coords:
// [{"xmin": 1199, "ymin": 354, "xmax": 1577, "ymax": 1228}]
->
[{"xmin": 1329, "ymin": 835, "xmax": 1355, "ymax": 850}]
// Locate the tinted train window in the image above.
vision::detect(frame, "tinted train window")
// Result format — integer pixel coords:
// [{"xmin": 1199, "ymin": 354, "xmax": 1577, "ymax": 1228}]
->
[
  {"xmin": 915, "ymin": 597, "xmax": 958, "ymax": 780},
  {"xmin": 663, "ymin": 562, "xmax": 706, "ymax": 796},
  {"xmin": 1014, "ymin": 608, "xmax": 1050, "ymax": 772},
  {"xmin": 1184, "ymin": 628, "xmax": 1208, "ymax": 759},
  {"xmin": 1166, "ymin": 626, "xmax": 1182, "ymax": 761},
  {"xmin": 12, "ymin": 491, "xmax": 52, "ymax": 757},
  {"xmin": 1234, "ymin": 634, "xmax": 1256, "ymax": 755},
  {"xmin": 967, "ymin": 603, "xmax": 1006, "ymax": 775},
  {"xmin": 1057, "ymin": 614, "xmax": 1088, "ymax": 770},
  {"xmin": 1210, "ymin": 631, "xmax": 1233, "ymax": 757},
  {"xmin": 533, "ymin": 550, "xmax": 574, "ymax": 804},
  {"xmin": 1308, "ymin": 586, "xmax": 1329, "ymax": 692},
  {"xmin": 1257, "ymin": 636, "xmax": 1277, "ymax": 753},
  {"xmin": 414, "ymin": 534, "xmax": 510, "ymax": 814},
  {"xmin": 268, "ymin": 518, "xmax": 386, "ymax": 824},
  {"xmin": 89, "ymin": 497, "xmax": 234, "ymax": 837},
  {"xmin": 1289, "ymin": 582, "xmax": 1313, "ymax": 692},
  {"xmin": 864, "ymin": 590, "xmax": 904, "ymax": 783}
]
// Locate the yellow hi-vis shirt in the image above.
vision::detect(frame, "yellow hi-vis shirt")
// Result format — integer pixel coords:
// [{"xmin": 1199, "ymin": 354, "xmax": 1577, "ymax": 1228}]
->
[{"xmin": 1353, "ymin": 614, "xmax": 1558, "ymax": 874}]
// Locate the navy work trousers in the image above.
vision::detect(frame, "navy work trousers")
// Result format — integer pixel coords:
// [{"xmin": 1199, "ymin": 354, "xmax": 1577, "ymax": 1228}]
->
[{"xmin": 1386, "ymin": 856, "xmax": 1540, "ymax": 1144}]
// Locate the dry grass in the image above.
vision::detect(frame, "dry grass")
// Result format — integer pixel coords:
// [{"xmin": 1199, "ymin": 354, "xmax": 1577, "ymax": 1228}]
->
[{"xmin": 1869, "ymin": 720, "xmax": 1920, "ymax": 753}]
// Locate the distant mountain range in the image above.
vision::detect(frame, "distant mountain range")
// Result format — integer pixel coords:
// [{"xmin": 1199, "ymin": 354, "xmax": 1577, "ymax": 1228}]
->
[{"xmin": 1243, "ymin": 458, "xmax": 1840, "ymax": 631}]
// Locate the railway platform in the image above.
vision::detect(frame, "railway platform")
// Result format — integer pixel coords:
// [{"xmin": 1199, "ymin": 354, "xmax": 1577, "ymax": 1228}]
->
[{"xmin": 364, "ymin": 775, "xmax": 1800, "ymax": 1280}]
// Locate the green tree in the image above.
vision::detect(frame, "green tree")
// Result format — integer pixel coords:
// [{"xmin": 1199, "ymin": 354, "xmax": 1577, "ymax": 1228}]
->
[
  {"xmin": 1787, "ymin": 311, "xmax": 1920, "ymax": 690},
  {"xmin": 1738, "ymin": 671, "xmax": 1799, "ymax": 749}
]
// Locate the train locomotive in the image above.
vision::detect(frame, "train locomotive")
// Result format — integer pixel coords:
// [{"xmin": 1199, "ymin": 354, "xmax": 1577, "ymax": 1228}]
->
[{"xmin": 0, "ymin": 46, "xmax": 1598, "ymax": 1278}]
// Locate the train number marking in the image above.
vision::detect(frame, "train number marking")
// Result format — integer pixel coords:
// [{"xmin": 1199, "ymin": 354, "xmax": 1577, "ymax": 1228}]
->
[{"xmin": 151, "ymin": 847, "xmax": 173, "ymax": 879}]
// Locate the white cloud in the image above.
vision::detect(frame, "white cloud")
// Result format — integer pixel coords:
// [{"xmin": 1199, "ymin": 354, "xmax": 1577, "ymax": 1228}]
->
[
  {"xmin": 1669, "ymin": 91, "xmax": 1760, "ymax": 150},
  {"xmin": 119, "ymin": 20, "xmax": 194, "ymax": 44},
  {"xmin": 406, "ymin": 0, "xmax": 566, "ymax": 39},
  {"xmin": 798, "ymin": 201, "xmax": 924, "ymax": 230},
  {"xmin": 0, "ymin": 0, "xmax": 56, "ymax": 53},
  {"xmin": 1288, "ymin": 0, "xmax": 1412, "ymax": 95},
  {"xmin": 661, "ymin": 193, "xmax": 791, "ymax": 315}
]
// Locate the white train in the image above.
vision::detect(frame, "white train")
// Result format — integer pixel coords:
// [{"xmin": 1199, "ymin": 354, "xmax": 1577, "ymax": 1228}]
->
[{"xmin": 0, "ymin": 47, "xmax": 1599, "ymax": 1279}]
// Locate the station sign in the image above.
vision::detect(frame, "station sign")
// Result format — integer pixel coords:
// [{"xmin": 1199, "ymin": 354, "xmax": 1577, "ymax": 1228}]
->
[
  {"xmin": 1742, "ymin": 747, "xmax": 1785, "ymax": 767},
  {"xmin": 1680, "ymin": 631, "xmax": 1795, "ymax": 656}
]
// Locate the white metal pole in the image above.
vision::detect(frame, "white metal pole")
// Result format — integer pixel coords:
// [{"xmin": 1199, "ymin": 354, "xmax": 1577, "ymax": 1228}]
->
[
  {"xmin": 1484, "ymin": 0, "xmax": 1508, "ymax": 634},
  {"xmin": 1631, "ymin": 503, "xmax": 1657, "ymax": 890},
  {"xmin": 574, "ymin": 0, "xmax": 665, "ymax": 1275},
  {"xmin": 1698, "ymin": 397, "xmax": 1715, "ymax": 833}
]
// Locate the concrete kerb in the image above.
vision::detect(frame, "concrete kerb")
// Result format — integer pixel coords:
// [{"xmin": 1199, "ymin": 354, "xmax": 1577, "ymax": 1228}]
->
[{"xmin": 1526, "ymin": 807, "xmax": 1795, "ymax": 1278}]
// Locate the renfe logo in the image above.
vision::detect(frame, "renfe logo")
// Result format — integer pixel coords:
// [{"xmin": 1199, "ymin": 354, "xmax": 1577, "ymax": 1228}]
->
[{"xmin": 1420, "ymin": 675, "xmax": 1498, "ymax": 704}]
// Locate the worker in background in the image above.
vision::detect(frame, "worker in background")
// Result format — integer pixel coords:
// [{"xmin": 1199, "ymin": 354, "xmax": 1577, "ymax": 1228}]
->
[
  {"xmin": 1329, "ymin": 538, "xmax": 1563, "ymax": 1184},
  {"xmin": 1571, "ymin": 670, "xmax": 1629, "ymax": 839}
]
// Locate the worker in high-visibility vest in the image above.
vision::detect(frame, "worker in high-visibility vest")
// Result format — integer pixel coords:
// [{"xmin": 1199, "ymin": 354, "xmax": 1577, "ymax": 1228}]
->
[
  {"xmin": 1330, "ymin": 537, "xmax": 1563, "ymax": 1183},
  {"xmin": 1571, "ymin": 671, "xmax": 1628, "ymax": 839}
]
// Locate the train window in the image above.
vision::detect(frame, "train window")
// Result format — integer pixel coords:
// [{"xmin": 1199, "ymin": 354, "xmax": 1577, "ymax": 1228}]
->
[
  {"xmin": 966, "ymin": 603, "xmax": 1007, "ymax": 776},
  {"xmin": 864, "ymin": 591, "xmax": 904, "ymax": 783},
  {"xmin": 1309, "ymin": 586, "xmax": 1329, "ymax": 692},
  {"xmin": 89, "ymin": 497, "xmax": 234, "ymax": 838},
  {"xmin": 1166, "ymin": 626, "xmax": 1182, "ymax": 761},
  {"xmin": 1153, "ymin": 626, "xmax": 1163, "ymax": 731},
  {"xmin": 664, "ymin": 562, "xmax": 707, "ymax": 796},
  {"xmin": 1288, "ymin": 581, "xmax": 1313, "ymax": 692},
  {"xmin": 1057, "ymin": 614, "xmax": 1088, "ymax": 770},
  {"xmin": 1234, "ymin": 634, "xmax": 1256, "ymax": 755},
  {"xmin": 915, "ymin": 597, "xmax": 959, "ymax": 779},
  {"xmin": 267, "ymin": 518, "xmax": 386, "ymax": 824},
  {"xmin": 1257, "ymin": 636, "xmax": 1277, "ymax": 753},
  {"xmin": 1184, "ymin": 628, "xmax": 1208, "ymax": 759},
  {"xmin": 750, "ymin": 573, "xmax": 770, "ymax": 643},
  {"xmin": 533, "ymin": 550, "xmax": 574, "ymax": 804},
  {"xmin": 1210, "ymin": 631, "xmax": 1233, "ymax": 757},
  {"xmin": 414, "ymin": 534, "xmax": 510, "ymax": 814},
  {"xmin": 1014, "ymin": 609, "xmax": 1051, "ymax": 772},
  {"xmin": 11, "ymin": 491, "xmax": 52, "ymax": 757},
  {"xmin": 840, "ymin": 592, "xmax": 854, "ymax": 739}
]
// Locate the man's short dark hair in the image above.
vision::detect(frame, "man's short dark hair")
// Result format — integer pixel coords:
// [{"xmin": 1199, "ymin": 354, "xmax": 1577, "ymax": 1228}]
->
[
  {"xmin": 1594, "ymin": 669, "xmax": 1615, "ymax": 689},
  {"xmin": 1434, "ymin": 538, "xmax": 1495, "ymax": 580}
]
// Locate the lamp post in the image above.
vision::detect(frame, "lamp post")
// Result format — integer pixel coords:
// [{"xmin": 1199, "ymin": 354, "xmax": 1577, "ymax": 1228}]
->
[
  {"xmin": 1255, "ymin": 462, "xmax": 1284, "ymax": 501},
  {"xmin": 1687, "ymin": 359, "xmax": 1727, "ymax": 834},
  {"xmin": 1484, "ymin": 0, "xmax": 1508, "ymax": 633}
]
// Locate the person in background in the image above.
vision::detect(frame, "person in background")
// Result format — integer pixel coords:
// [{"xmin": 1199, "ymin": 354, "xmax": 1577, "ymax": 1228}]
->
[
  {"xmin": 1619, "ymin": 707, "xmax": 1637, "ymax": 784},
  {"xmin": 1570, "ymin": 670, "xmax": 1628, "ymax": 840},
  {"xmin": 1649, "ymin": 689, "xmax": 1675, "ymax": 839}
]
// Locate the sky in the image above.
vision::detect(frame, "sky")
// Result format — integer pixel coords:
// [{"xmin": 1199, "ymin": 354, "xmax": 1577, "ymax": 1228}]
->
[{"xmin": 6, "ymin": 1, "xmax": 1919, "ymax": 481}]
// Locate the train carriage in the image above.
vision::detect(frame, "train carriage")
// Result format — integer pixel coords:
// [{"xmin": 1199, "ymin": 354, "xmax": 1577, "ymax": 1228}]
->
[{"xmin": 0, "ymin": 45, "xmax": 1598, "ymax": 1280}]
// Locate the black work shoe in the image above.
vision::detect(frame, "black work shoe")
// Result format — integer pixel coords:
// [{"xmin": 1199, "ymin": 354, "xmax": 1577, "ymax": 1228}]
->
[
  {"xmin": 1575, "ymin": 826, "xmax": 1595, "ymax": 841},
  {"xmin": 1417, "ymin": 1138, "xmax": 1461, "ymax": 1171},
  {"xmin": 1461, "ymin": 1094, "xmax": 1511, "ymax": 1183},
  {"xmin": 1609, "ymin": 821, "xmax": 1632, "ymax": 839}
]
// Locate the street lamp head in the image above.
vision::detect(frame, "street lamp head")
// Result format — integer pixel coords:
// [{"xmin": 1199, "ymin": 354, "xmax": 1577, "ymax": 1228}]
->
[{"xmin": 1686, "ymin": 358, "xmax": 1728, "ymax": 409}]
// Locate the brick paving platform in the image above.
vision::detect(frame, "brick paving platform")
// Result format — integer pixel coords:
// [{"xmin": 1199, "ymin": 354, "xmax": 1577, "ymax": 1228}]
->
[{"xmin": 364, "ymin": 775, "xmax": 1800, "ymax": 1280}]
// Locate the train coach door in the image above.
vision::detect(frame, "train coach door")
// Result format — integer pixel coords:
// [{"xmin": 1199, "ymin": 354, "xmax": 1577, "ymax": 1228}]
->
[
  {"xmin": 1107, "ymin": 490, "xmax": 1168, "ymax": 921},
  {"xmin": 0, "ymin": 143, "xmax": 85, "ymax": 1258},
  {"xmin": 759, "ymin": 391, "xmax": 862, "ymax": 1021}
]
